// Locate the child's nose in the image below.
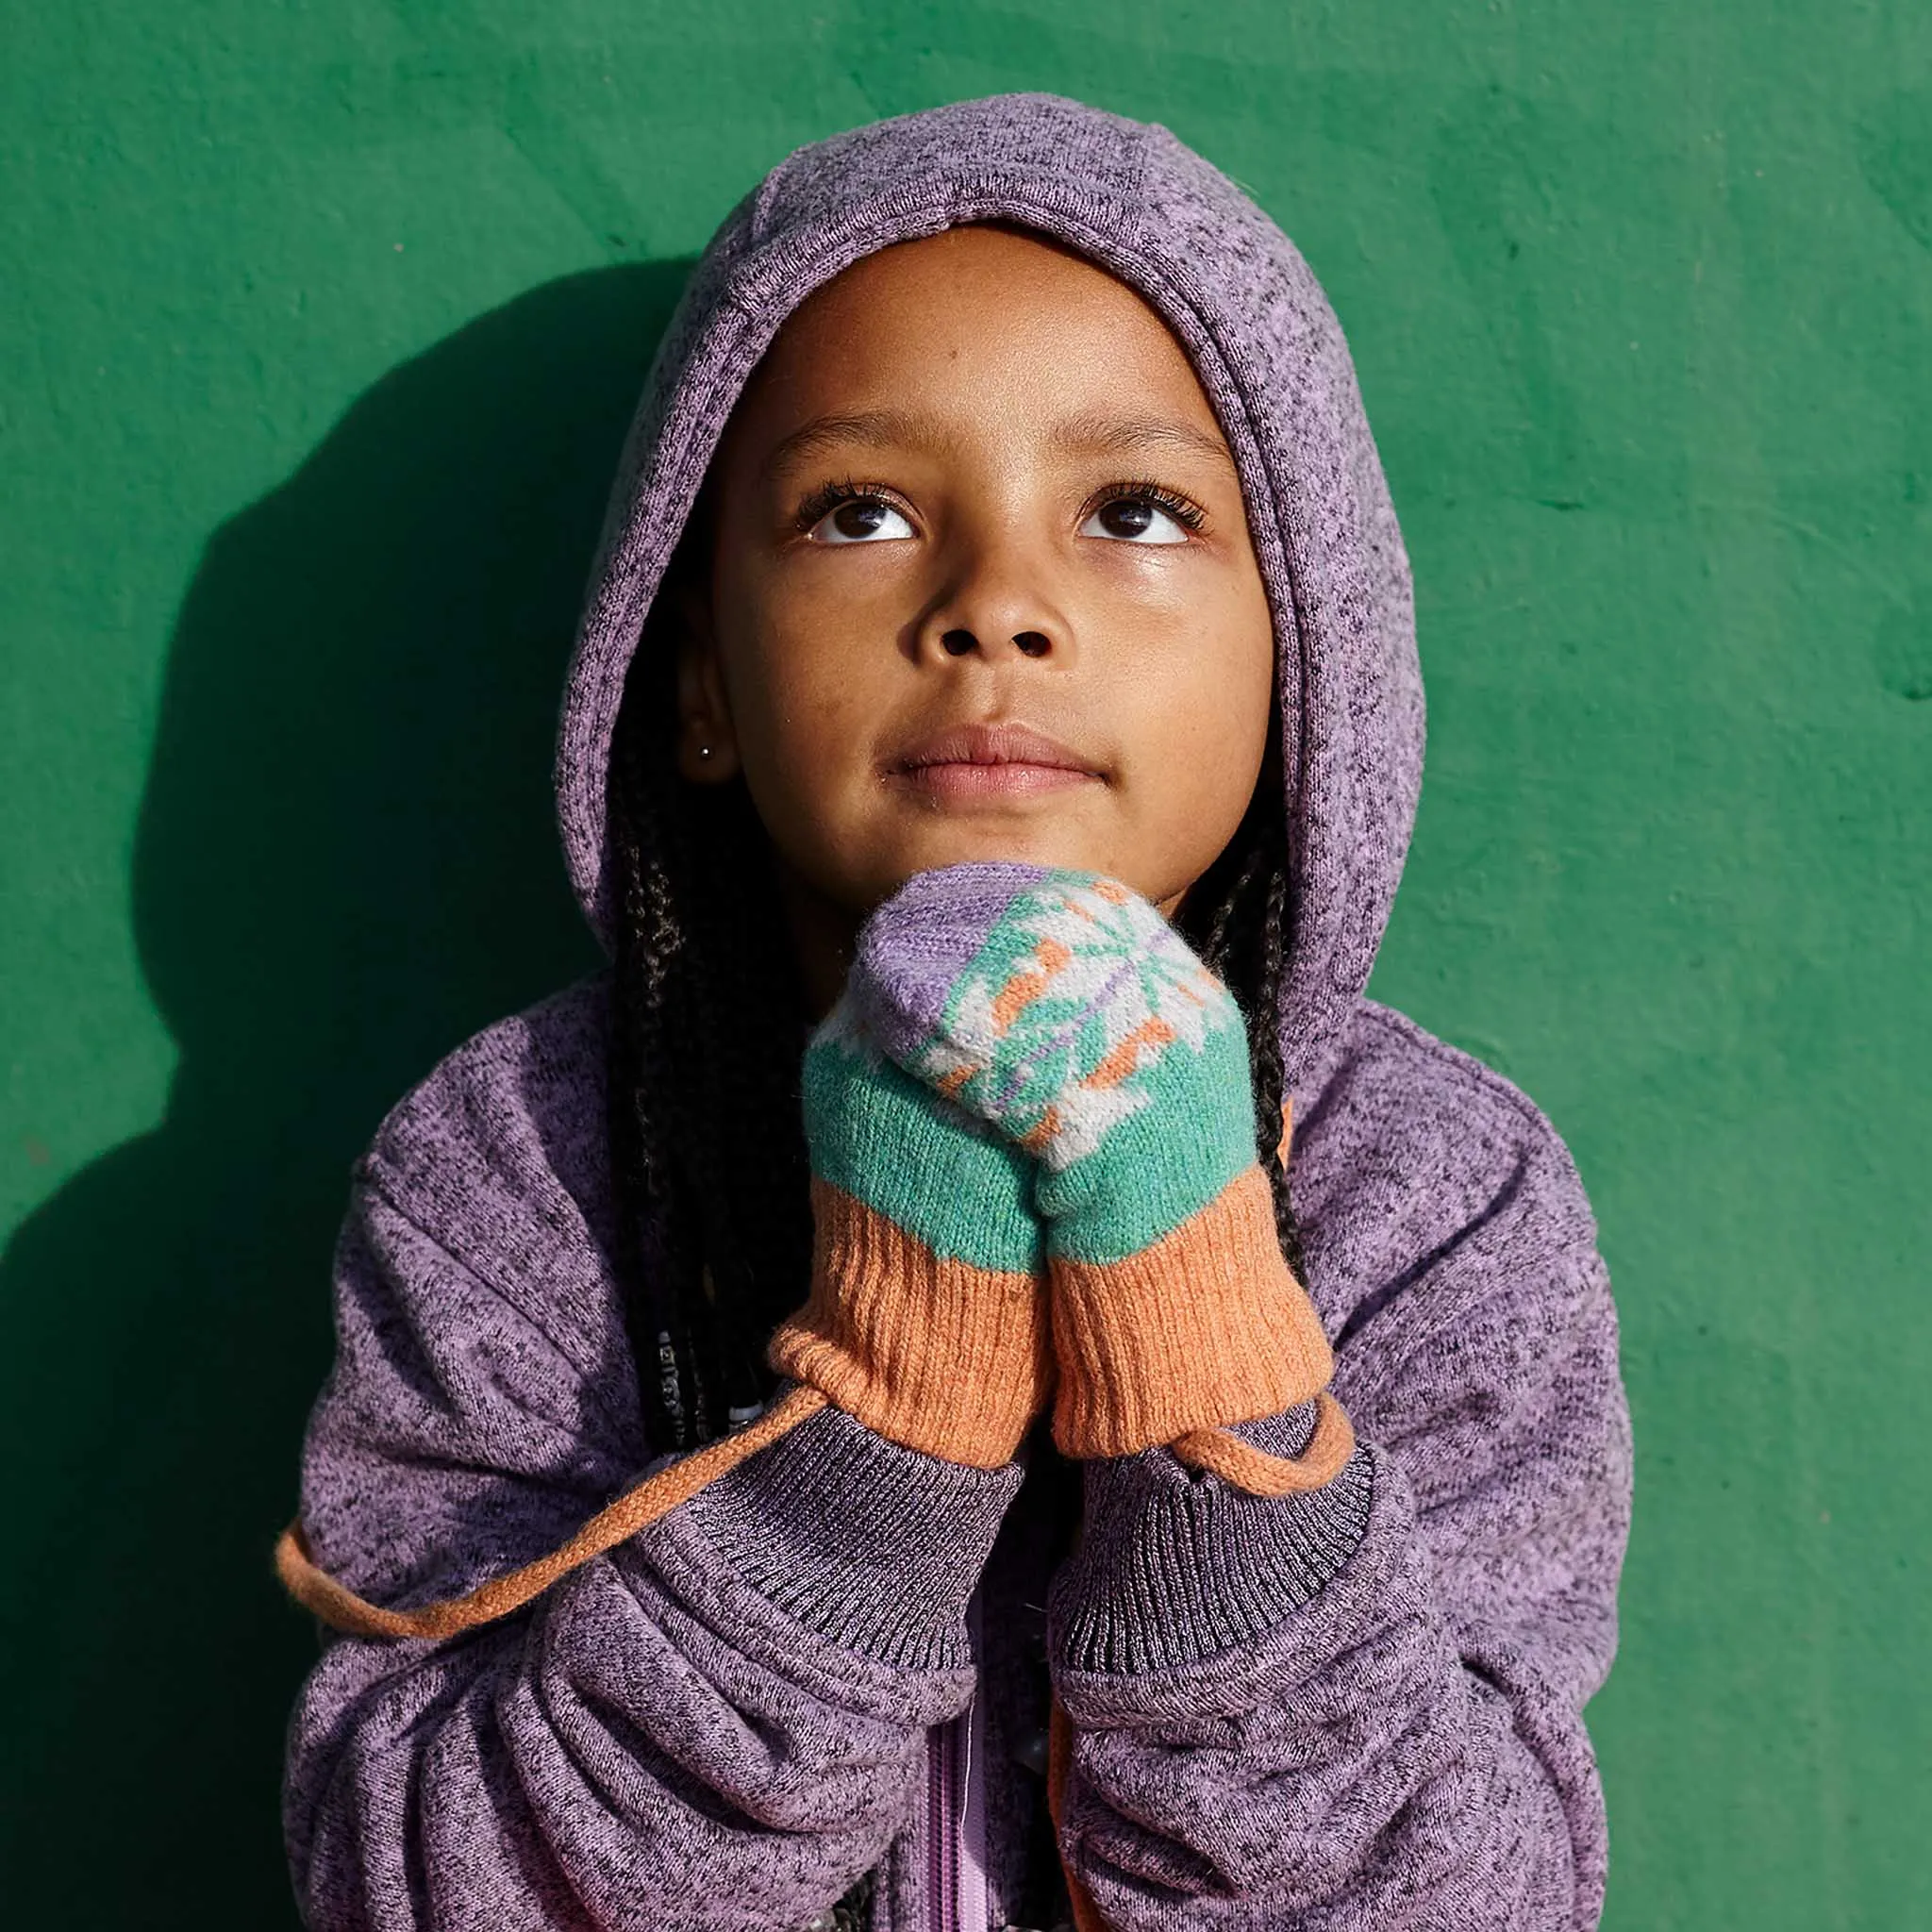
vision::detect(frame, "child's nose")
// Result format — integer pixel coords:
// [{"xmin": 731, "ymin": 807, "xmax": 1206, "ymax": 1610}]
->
[
  {"xmin": 916, "ymin": 577, "xmax": 1074, "ymax": 664},
  {"xmin": 914, "ymin": 522, "xmax": 1074, "ymax": 666},
  {"xmin": 939, "ymin": 626, "xmax": 1054, "ymax": 659}
]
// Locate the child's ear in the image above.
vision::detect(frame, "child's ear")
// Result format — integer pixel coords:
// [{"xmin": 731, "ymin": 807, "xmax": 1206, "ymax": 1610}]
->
[{"xmin": 673, "ymin": 586, "xmax": 742, "ymax": 784}]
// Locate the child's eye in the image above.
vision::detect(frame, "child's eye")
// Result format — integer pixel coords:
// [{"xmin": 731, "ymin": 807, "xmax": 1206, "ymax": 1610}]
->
[
  {"xmin": 804, "ymin": 493, "xmax": 916, "ymax": 545},
  {"xmin": 1077, "ymin": 487, "xmax": 1203, "ymax": 545}
]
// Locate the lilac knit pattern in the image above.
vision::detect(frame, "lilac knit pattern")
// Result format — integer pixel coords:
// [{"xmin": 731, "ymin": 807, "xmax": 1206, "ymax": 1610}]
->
[
  {"xmin": 846, "ymin": 861, "xmax": 1044, "ymax": 1065},
  {"xmin": 284, "ymin": 93, "xmax": 1630, "ymax": 1932}
]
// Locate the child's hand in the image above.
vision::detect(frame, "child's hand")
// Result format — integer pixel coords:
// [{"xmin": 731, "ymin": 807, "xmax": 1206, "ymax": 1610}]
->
[
  {"xmin": 852, "ymin": 862, "xmax": 1336, "ymax": 1459},
  {"xmin": 764, "ymin": 966, "xmax": 1054, "ymax": 1469}
]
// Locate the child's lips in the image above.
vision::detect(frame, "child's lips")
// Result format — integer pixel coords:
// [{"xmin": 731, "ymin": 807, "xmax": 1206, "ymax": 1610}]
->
[{"xmin": 885, "ymin": 721, "xmax": 1107, "ymax": 803}]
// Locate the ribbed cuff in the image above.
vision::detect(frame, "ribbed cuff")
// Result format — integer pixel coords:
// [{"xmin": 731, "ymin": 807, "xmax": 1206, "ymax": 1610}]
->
[
  {"xmin": 1046, "ymin": 1401, "xmax": 1374, "ymax": 1675},
  {"xmin": 768, "ymin": 1178, "xmax": 1052, "ymax": 1467},
  {"xmin": 1049, "ymin": 1164, "xmax": 1336, "ymax": 1458},
  {"xmin": 681, "ymin": 1393, "xmax": 1023, "ymax": 1670}
]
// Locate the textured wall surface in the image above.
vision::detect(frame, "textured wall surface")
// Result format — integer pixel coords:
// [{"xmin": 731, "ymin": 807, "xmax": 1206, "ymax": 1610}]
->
[{"xmin": 2, "ymin": 4, "xmax": 1926, "ymax": 1925}]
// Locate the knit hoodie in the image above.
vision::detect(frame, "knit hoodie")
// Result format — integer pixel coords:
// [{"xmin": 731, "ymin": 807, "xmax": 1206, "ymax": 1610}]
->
[{"xmin": 283, "ymin": 93, "xmax": 1631, "ymax": 1931}]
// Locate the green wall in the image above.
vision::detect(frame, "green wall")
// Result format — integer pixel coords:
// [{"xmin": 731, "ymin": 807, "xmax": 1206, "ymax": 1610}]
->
[{"xmin": 3, "ymin": 3, "xmax": 1926, "ymax": 1924}]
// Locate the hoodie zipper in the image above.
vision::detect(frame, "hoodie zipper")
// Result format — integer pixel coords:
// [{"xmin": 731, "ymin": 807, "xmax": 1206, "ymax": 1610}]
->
[
  {"xmin": 960, "ymin": 1587, "xmax": 989, "ymax": 1932},
  {"xmin": 925, "ymin": 1721, "xmax": 955, "ymax": 1932},
  {"xmin": 926, "ymin": 1585, "xmax": 989, "ymax": 1932}
]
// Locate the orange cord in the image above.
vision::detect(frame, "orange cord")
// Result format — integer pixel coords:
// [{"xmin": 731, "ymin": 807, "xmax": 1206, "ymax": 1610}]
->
[
  {"xmin": 274, "ymin": 1383, "xmax": 828, "ymax": 1640},
  {"xmin": 1173, "ymin": 1390, "xmax": 1355, "ymax": 1493},
  {"xmin": 275, "ymin": 1387, "xmax": 1352, "ymax": 1641},
  {"xmin": 279, "ymin": 1098, "xmax": 1326, "ymax": 1643}
]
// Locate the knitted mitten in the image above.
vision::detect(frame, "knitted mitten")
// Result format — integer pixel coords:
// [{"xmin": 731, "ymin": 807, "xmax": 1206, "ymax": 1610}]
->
[
  {"xmin": 852, "ymin": 861, "xmax": 1341, "ymax": 1462},
  {"xmin": 764, "ymin": 975, "xmax": 1055, "ymax": 1469}
]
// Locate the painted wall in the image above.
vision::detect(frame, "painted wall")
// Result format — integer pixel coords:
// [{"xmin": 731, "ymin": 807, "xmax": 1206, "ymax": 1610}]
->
[{"xmin": 2, "ymin": 4, "xmax": 1926, "ymax": 1924}]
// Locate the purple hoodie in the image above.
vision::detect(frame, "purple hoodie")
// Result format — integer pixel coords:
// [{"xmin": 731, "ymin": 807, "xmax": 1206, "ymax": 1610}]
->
[{"xmin": 283, "ymin": 93, "xmax": 1631, "ymax": 1931}]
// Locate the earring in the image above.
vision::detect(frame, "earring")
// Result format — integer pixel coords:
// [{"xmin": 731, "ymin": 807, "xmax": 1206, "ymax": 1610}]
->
[{"xmin": 697, "ymin": 744, "xmax": 713, "ymax": 759}]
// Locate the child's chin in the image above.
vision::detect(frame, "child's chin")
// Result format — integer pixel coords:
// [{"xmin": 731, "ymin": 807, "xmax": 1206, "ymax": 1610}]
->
[{"xmin": 889, "ymin": 822, "xmax": 1106, "ymax": 884}]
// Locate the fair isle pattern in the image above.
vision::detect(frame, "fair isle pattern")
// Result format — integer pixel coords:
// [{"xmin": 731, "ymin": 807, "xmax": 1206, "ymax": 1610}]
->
[{"xmin": 909, "ymin": 874, "xmax": 1242, "ymax": 1172}]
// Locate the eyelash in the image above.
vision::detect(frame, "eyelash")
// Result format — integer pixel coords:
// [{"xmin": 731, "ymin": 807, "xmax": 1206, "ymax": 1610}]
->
[
  {"xmin": 792, "ymin": 476, "xmax": 904, "ymax": 532},
  {"xmin": 791, "ymin": 476, "xmax": 1209, "ymax": 534},
  {"xmin": 1082, "ymin": 477, "xmax": 1208, "ymax": 533}
]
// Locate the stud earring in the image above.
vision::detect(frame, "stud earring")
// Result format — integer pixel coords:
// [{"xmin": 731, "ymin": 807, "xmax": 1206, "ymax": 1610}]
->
[{"xmin": 697, "ymin": 743, "xmax": 713, "ymax": 759}]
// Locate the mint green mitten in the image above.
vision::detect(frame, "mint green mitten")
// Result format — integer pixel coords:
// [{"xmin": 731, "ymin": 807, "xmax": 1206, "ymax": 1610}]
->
[
  {"xmin": 848, "ymin": 862, "xmax": 1341, "ymax": 1461},
  {"xmin": 765, "ymin": 980, "xmax": 1052, "ymax": 1468}
]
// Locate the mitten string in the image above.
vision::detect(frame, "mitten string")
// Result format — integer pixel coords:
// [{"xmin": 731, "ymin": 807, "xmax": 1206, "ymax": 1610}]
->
[
  {"xmin": 274, "ymin": 1392, "xmax": 1354, "ymax": 1640},
  {"xmin": 274, "ymin": 1384, "xmax": 828, "ymax": 1640},
  {"xmin": 1173, "ymin": 1390, "xmax": 1354, "ymax": 1493}
]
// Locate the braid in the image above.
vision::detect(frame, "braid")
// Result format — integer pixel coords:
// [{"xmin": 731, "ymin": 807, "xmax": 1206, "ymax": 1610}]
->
[
  {"xmin": 607, "ymin": 694, "xmax": 695, "ymax": 1450},
  {"xmin": 1175, "ymin": 770, "xmax": 1308, "ymax": 1283},
  {"xmin": 1250, "ymin": 861, "xmax": 1308, "ymax": 1282},
  {"xmin": 607, "ymin": 539, "xmax": 813, "ymax": 1457}
]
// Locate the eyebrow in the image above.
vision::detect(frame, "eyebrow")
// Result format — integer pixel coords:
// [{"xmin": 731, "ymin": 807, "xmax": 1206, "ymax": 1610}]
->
[
  {"xmin": 1048, "ymin": 408, "xmax": 1237, "ymax": 472},
  {"xmin": 762, "ymin": 409, "xmax": 936, "ymax": 473},
  {"xmin": 760, "ymin": 406, "xmax": 1237, "ymax": 476}
]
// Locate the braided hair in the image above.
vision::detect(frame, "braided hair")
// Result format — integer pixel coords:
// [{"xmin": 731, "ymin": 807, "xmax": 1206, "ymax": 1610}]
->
[{"xmin": 606, "ymin": 524, "xmax": 1307, "ymax": 1459}]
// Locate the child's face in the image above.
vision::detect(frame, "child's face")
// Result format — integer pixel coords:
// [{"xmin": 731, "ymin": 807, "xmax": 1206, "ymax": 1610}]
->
[{"xmin": 678, "ymin": 224, "xmax": 1275, "ymax": 958}]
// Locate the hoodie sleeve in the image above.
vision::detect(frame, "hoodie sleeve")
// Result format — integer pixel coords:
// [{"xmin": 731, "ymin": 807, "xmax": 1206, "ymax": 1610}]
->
[
  {"xmin": 283, "ymin": 1174, "xmax": 1021, "ymax": 1932},
  {"xmin": 1042, "ymin": 1052, "xmax": 1630, "ymax": 1930}
]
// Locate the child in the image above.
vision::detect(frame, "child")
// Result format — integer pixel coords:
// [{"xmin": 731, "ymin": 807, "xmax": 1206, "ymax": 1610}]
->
[{"xmin": 278, "ymin": 93, "xmax": 1631, "ymax": 1932}]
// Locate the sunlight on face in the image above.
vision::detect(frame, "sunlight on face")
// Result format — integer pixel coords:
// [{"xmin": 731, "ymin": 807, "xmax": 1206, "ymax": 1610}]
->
[{"xmin": 678, "ymin": 224, "xmax": 1277, "ymax": 954}]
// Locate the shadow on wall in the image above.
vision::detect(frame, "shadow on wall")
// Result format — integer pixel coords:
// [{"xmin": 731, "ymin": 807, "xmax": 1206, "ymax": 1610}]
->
[{"xmin": 0, "ymin": 260, "xmax": 691, "ymax": 1926}]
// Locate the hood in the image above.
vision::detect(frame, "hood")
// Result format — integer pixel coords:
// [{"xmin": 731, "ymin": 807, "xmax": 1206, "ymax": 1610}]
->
[{"xmin": 554, "ymin": 92, "xmax": 1424, "ymax": 1103}]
